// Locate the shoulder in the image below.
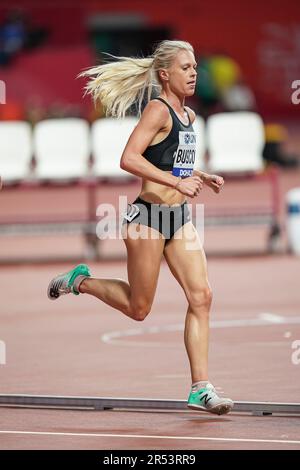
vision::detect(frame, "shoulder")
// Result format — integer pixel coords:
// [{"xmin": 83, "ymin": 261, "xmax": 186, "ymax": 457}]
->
[
  {"xmin": 140, "ymin": 99, "xmax": 170, "ymax": 127},
  {"xmin": 185, "ymin": 106, "xmax": 196, "ymax": 124}
]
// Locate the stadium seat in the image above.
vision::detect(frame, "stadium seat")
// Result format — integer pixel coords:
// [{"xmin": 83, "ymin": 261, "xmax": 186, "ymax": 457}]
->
[
  {"xmin": 91, "ymin": 117, "xmax": 138, "ymax": 179},
  {"xmin": 193, "ymin": 115, "xmax": 206, "ymax": 172},
  {"xmin": 34, "ymin": 118, "xmax": 90, "ymax": 180},
  {"xmin": 205, "ymin": 112, "xmax": 281, "ymax": 252},
  {"xmin": 206, "ymin": 112, "xmax": 265, "ymax": 173},
  {"xmin": 0, "ymin": 121, "xmax": 32, "ymax": 183}
]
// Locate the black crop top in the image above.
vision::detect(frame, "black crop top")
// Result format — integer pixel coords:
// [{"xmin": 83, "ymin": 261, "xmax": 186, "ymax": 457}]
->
[{"xmin": 143, "ymin": 97, "xmax": 197, "ymax": 178}]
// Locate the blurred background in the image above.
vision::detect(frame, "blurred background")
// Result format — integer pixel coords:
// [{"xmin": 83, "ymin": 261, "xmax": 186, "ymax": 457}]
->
[
  {"xmin": 0, "ymin": 0, "xmax": 300, "ymax": 261},
  {"xmin": 0, "ymin": 1, "xmax": 300, "ymax": 435},
  {"xmin": 0, "ymin": 1, "xmax": 300, "ymax": 120}
]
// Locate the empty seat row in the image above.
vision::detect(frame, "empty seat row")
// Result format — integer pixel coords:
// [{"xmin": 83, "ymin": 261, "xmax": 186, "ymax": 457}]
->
[{"xmin": 0, "ymin": 112, "xmax": 265, "ymax": 184}]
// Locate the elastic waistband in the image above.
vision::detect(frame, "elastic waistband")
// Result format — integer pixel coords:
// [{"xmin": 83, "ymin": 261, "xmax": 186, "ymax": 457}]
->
[{"xmin": 134, "ymin": 196, "xmax": 187, "ymax": 208}]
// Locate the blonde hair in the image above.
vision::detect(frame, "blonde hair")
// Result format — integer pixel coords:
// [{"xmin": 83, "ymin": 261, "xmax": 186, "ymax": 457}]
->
[{"xmin": 78, "ymin": 40, "xmax": 194, "ymax": 118}]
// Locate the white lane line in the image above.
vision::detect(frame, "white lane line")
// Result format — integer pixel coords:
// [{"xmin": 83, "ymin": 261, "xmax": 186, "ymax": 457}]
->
[
  {"xmin": 101, "ymin": 314, "xmax": 300, "ymax": 345},
  {"xmin": 0, "ymin": 430, "xmax": 299, "ymax": 445}
]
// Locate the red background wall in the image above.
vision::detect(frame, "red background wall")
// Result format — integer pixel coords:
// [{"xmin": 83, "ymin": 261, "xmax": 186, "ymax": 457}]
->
[{"xmin": 0, "ymin": 0, "xmax": 300, "ymax": 117}]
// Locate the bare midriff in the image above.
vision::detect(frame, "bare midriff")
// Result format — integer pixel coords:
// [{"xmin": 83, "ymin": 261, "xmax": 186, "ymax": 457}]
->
[{"xmin": 139, "ymin": 173, "xmax": 186, "ymax": 205}]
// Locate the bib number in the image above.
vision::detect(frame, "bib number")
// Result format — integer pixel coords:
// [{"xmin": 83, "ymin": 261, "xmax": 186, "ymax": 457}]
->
[{"xmin": 172, "ymin": 131, "xmax": 196, "ymax": 178}]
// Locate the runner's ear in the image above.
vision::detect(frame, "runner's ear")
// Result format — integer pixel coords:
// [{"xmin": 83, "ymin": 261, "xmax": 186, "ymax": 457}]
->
[{"xmin": 159, "ymin": 69, "xmax": 169, "ymax": 82}]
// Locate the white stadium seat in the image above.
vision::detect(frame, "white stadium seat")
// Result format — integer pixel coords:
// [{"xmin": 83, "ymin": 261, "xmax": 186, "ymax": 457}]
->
[
  {"xmin": 91, "ymin": 117, "xmax": 138, "ymax": 179},
  {"xmin": 193, "ymin": 115, "xmax": 206, "ymax": 172},
  {"xmin": 34, "ymin": 118, "xmax": 90, "ymax": 180},
  {"xmin": 0, "ymin": 121, "xmax": 32, "ymax": 183},
  {"xmin": 206, "ymin": 112, "xmax": 265, "ymax": 173}
]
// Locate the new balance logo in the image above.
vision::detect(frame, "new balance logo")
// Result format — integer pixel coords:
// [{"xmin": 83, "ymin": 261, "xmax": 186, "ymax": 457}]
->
[{"xmin": 201, "ymin": 393, "xmax": 212, "ymax": 405}]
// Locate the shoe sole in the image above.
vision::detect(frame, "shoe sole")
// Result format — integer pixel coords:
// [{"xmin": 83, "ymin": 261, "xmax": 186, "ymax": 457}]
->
[
  {"xmin": 187, "ymin": 401, "xmax": 234, "ymax": 415},
  {"xmin": 47, "ymin": 264, "xmax": 90, "ymax": 301},
  {"xmin": 47, "ymin": 273, "xmax": 66, "ymax": 301}
]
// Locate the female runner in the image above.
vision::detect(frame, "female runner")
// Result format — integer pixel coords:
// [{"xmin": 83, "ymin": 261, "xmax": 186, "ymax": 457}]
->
[{"xmin": 48, "ymin": 40, "xmax": 234, "ymax": 415}]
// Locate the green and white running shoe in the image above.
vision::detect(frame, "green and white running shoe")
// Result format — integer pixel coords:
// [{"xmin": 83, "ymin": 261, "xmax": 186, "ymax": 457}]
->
[
  {"xmin": 47, "ymin": 264, "xmax": 91, "ymax": 300},
  {"xmin": 187, "ymin": 383, "xmax": 234, "ymax": 415}
]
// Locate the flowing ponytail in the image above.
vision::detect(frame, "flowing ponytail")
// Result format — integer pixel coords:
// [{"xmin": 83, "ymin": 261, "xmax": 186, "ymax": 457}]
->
[{"xmin": 78, "ymin": 40, "xmax": 194, "ymax": 118}]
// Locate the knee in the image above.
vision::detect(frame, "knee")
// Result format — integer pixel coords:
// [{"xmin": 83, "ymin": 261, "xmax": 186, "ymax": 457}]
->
[
  {"xmin": 128, "ymin": 302, "xmax": 152, "ymax": 321},
  {"xmin": 188, "ymin": 286, "xmax": 213, "ymax": 312}
]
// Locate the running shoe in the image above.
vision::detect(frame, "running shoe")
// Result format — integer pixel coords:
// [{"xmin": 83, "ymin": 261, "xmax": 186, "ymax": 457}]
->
[
  {"xmin": 47, "ymin": 264, "xmax": 91, "ymax": 300},
  {"xmin": 187, "ymin": 383, "xmax": 234, "ymax": 415}
]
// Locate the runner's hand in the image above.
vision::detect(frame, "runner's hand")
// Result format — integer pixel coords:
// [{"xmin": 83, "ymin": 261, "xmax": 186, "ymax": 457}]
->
[
  {"xmin": 175, "ymin": 176, "xmax": 203, "ymax": 197},
  {"xmin": 205, "ymin": 174, "xmax": 224, "ymax": 193}
]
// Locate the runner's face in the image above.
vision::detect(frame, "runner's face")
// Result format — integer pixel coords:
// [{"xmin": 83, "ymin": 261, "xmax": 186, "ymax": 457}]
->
[{"xmin": 166, "ymin": 50, "xmax": 197, "ymax": 97}]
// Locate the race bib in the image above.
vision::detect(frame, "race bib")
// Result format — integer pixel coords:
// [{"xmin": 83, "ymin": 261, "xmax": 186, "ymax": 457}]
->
[{"xmin": 172, "ymin": 131, "xmax": 196, "ymax": 178}]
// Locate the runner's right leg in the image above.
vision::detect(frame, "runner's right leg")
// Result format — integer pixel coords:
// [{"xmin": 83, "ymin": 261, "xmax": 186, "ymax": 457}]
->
[{"xmin": 78, "ymin": 224, "xmax": 165, "ymax": 321}]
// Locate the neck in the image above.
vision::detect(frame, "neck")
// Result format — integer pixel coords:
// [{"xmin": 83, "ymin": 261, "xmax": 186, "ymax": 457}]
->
[{"xmin": 160, "ymin": 92, "xmax": 185, "ymax": 111}]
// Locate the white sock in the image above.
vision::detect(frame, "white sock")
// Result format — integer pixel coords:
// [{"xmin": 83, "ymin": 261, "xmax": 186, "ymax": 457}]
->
[
  {"xmin": 191, "ymin": 380, "xmax": 209, "ymax": 393},
  {"xmin": 73, "ymin": 275, "xmax": 89, "ymax": 293}
]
